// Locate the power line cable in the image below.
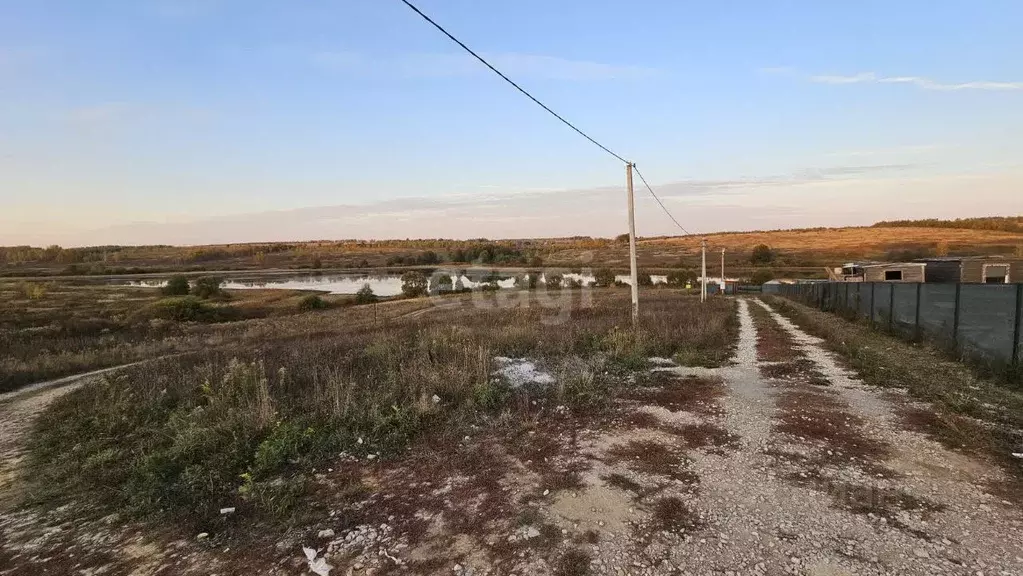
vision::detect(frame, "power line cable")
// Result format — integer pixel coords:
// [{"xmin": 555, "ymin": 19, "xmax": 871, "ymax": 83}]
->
[
  {"xmin": 398, "ymin": 0, "xmax": 697, "ymax": 240},
  {"xmin": 397, "ymin": 0, "xmax": 628, "ymax": 164},
  {"xmin": 633, "ymin": 164, "xmax": 692, "ymax": 236}
]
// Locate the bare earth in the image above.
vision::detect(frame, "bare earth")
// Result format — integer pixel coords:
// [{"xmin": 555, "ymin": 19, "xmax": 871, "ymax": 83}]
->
[{"xmin": 2, "ymin": 298, "xmax": 1022, "ymax": 575}]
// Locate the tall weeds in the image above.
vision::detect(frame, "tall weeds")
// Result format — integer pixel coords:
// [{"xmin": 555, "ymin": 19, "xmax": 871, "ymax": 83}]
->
[{"xmin": 26, "ymin": 292, "xmax": 736, "ymax": 524}]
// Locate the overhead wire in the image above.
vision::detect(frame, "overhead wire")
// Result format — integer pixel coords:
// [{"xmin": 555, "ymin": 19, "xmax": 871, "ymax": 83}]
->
[
  {"xmin": 632, "ymin": 164, "xmax": 692, "ymax": 237},
  {"xmin": 397, "ymin": 0, "xmax": 628, "ymax": 164},
  {"xmin": 398, "ymin": 0, "xmax": 696, "ymax": 240}
]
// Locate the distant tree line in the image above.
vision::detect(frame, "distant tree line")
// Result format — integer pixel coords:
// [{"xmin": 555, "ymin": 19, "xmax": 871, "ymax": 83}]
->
[
  {"xmin": 872, "ymin": 216, "xmax": 1023, "ymax": 234},
  {"xmin": 384, "ymin": 242, "xmax": 542, "ymax": 267}
]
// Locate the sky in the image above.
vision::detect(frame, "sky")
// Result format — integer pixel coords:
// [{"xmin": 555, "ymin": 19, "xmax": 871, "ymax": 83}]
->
[{"xmin": 2, "ymin": 0, "xmax": 1022, "ymax": 246}]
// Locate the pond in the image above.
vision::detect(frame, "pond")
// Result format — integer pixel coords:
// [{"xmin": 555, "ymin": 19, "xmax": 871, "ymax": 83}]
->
[{"xmin": 128, "ymin": 271, "xmax": 668, "ymax": 297}]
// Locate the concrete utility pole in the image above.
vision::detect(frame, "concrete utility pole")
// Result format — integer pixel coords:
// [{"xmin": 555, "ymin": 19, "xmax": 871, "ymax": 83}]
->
[
  {"xmin": 701, "ymin": 238, "xmax": 707, "ymax": 302},
  {"xmin": 720, "ymin": 248, "xmax": 726, "ymax": 293},
  {"xmin": 626, "ymin": 162, "xmax": 639, "ymax": 325}
]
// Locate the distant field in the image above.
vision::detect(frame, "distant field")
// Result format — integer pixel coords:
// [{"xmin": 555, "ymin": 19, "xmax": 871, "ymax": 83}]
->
[
  {"xmin": 544, "ymin": 226, "xmax": 1023, "ymax": 272},
  {"xmin": 3, "ymin": 221, "xmax": 1022, "ymax": 279},
  {"xmin": 654, "ymin": 226, "xmax": 1023, "ymax": 254}
]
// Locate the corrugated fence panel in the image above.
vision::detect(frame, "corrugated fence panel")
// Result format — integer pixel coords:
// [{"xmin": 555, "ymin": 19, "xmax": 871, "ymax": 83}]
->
[
  {"xmin": 873, "ymin": 283, "xmax": 893, "ymax": 322},
  {"xmin": 919, "ymin": 284, "xmax": 957, "ymax": 342},
  {"xmin": 859, "ymin": 283, "xmax": 873, "ymax": 319},
  {"xmin": 892, "ymin": 284, "xmax": 918, "ymax": 335},
  {"xmin": 958, "ymin": 284, "xmax": 1017, "ymax": 365},
  {"xmin": 850, "ymin": 284, "xmax": 863, "ymax": 317}
]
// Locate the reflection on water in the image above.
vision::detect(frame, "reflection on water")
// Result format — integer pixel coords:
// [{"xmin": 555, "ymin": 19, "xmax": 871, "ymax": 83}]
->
[{"xmin": 128, "ymin": 271, "xmax": 667, "ymax": 296}]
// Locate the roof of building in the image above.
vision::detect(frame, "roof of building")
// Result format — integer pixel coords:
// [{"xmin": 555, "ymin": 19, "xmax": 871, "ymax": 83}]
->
[
  {"xmin": 914, "ymin": 256, "xmax": 1019, "ymax": 263},
  {"xmin": 860, "ymin": 262, "xmax": 926, "ymax": 269}
]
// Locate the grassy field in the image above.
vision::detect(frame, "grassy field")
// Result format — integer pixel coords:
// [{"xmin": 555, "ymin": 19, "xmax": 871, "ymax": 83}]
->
[
  {"xmin": 20, "ymin": 290, "xmax": 735, "ymax": 531},
  {"xmin": 0, "ymin": 280, "xmax": 409, "ymax": 393},
  {"xmin": 546, "ymin": 226, "xmax": 1023, "ymax": 272}
]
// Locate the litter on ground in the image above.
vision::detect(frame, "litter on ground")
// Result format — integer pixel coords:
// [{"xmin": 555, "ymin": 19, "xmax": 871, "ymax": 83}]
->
[{"xmin": 492, "ymin": 357, "xmax": 555, "ymax": 388}]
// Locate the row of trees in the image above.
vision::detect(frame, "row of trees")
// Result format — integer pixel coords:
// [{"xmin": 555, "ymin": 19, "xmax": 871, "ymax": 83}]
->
[
  {"xmin": 385, "ymin": 244, "xmax": 543, "ymax": 267},
  {"xmin": 872, "ymin": 216, "xmax": 1023, "ymax": 234}
]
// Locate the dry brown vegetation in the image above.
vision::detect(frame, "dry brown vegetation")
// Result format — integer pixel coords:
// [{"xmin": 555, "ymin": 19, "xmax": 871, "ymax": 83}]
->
[
  {"xmin": 5, "ymin": 220, "xmax": 1022, "ymax": 280},
  {"xmin": 622, "ymin": 375, "xmax": 726, "ymax": 416},
  {"xmin": 605, "ymin": 440, "xmax": 699, "ymax": 487},
  {"xmin": 21, "ymin": 291, "xmax": 733, "ymax": 532},
  {"xmin": 0, "ymin": 281, "xmax": 416, "ymax": 393},
  {"xmin": 543, "ymin": 225, "xmax": 1023, "ymax": 273}
]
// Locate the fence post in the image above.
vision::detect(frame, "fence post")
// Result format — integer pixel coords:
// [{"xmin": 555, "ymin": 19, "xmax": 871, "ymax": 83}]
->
[
  {"xmin": 1012, "ymin": 283, "xmax": 1022, "ymax": 366},
  {"xmin": 952, "ymin": 283, "xmax": 962, "ymax": 349},
  {"xmin": 889, "ymin": 283, "xmax": 895, "ymax": 332},
  {"xmin": 914, "ymin": 282, "xmax": 922, "ymax": 341},
  {"xmin": 870, "ymin": 282, "xmax": 876, "ymax": 326}
]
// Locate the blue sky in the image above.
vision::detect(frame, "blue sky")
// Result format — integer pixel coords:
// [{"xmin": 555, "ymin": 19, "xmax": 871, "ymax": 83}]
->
[{"xmin": 2, "ymin": 0, "xmax": 1022, "ymax": 245}]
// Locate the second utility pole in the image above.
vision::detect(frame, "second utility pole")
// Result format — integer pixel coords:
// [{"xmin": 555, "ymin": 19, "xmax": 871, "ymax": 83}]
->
[
  {"xmin": 720, "ymin": 248, "xmax": 726, "ymax": 294},
  {"xmin": 626, "ymin": 162, "xmax": 639, "ymax": 326},
  {"xmin": 701, "ymin": 238, "xmax": 707, "ymax": 302}
]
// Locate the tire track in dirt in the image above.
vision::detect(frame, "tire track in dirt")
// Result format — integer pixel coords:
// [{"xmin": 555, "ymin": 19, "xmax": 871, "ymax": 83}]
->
[{"xmin": 756, "ymin": 297, "xmax": 1023, "ymax": 575}]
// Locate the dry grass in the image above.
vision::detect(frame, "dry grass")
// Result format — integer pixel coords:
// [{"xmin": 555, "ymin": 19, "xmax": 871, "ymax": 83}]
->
[
  {"xmin": 23, "ymin": 291, "xmax": 731, "ymax": 529},
  {"xmin": 775, "ymin": 388, "xmax": 891, "ymax": 471},
  {"xmin": 747, "ymin": 301, "xmax": 800, "ymax": 363},
  {"xmin": 605, "ymin": 440, "xmax": 698, "ymax": 486},
  {"xmin": 0, "ymin": 281, "xmax": 405, "ymax": 393},
  {"xmin": 553, "ymin": 548, "xmax": 592, "ymax": 576},
  {"xmin": 667, "ymin": 422, "xmax": 741, "ymax": 452},
  {"xmin": 624, "ymin": 375, "xmax": 726, "ymax": 416},
  {"xmin": 650, "ymin": 496, "xmax": 704, "ymax": 534},
  {"xmin": 648, "ymin": 226, "xmax": 1022, "ymax": 253},
  {"xmin": 602, "ymin": 473, "xmax": 646, "ymax": 496},
  {"xmin": 541, "ymin": 225, "xmax": 1023, "ymax": 271}
]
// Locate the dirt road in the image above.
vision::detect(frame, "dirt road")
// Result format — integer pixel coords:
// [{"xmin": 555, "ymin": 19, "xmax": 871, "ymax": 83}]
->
[{"xmin": 2, "ymin": 298, "xmax": 1021, "ymax": 575}]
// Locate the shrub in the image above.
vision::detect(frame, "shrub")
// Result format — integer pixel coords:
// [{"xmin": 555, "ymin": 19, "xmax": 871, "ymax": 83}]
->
[
  {"xmin": 434, "ymin": 274, "xmax": 453, "ymax": 294},
  {"xmin": 401, "ymin": 271, "xmax": 428, "ymax": 298},
  {"xmin": 526, "ymin": 271, "xmax": 541, "ymax": 290},
  {"xmin": 593, "ymin": 268, "xmax": 616, "ymax": 287},
  {"xmin": 191, "ymin": 276, "xmax": 225, "ymax": 299},
  {"xmin": 18, "ymin": 281, "xmax": 47, "ymax": 300},
  {"xmin": 615, "ymin": 233, "xmax": 630, "ymax": 244},
  {"xmin": 546, "ymin": 273, "xmax": 563, "ymax": 289},
  {"xmin": 297, "ymin": 294, "xmax": 328, "ymax": 311},
  {"xmin": 637, "ymin": 273, "xmax": 653, "ymax": 287},
  {"xmin": 151, "ymin": 296, "xmax": 233, "ymax": 322},
  {"xmin": 666, "ymin": 270, "xmax": 695, "ymax": 287},
  {"xmin": 162, "ymin": 275, "xmax": 190, "ymax": 296},
  {"xmin": 750, "ymin": 244, "xmax": 774, "ymax": 265},
  {"xmin": 749, "ymin": 269, "xmax": 775, "ymax": 284},
  {"xmin": 355, "ymin": 284, "xmax": 377, "ymax": 304}
]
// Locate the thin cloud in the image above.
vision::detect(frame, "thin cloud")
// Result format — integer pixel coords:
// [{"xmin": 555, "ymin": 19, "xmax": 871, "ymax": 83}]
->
[
  {"xmin": 762, "ymin": 67, "xmax": 1023, "ymax": 92},
  {"xmin": 824, "ymin": 144, "xmax": 943, "ymax": 159},
  {"xmin": 809, "ymin": 71, "xmax": 1023, "ymax": 91}
]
